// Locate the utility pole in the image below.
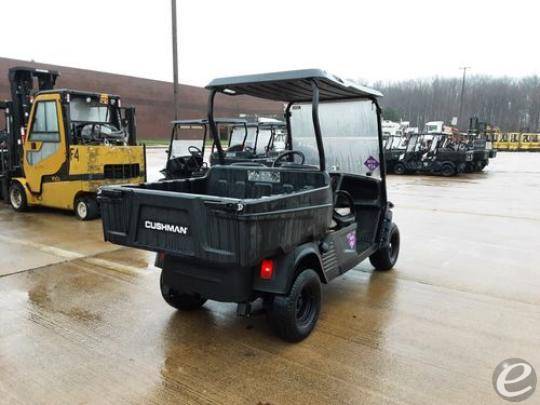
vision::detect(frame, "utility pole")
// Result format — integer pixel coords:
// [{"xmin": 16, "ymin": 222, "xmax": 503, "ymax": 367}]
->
[
  {"xmin": 458, "ymin": 66, "xmax": 470, "ymax": 128},
  {"xmin": 171, "ymin": 0, "xmax": 179, "ymax": 120}
]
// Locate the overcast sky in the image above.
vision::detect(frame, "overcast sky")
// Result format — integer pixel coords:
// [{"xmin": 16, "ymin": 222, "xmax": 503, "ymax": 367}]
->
[{"xmin": 1, "ymin": 0, "xmax": 539, "ymax": 86}]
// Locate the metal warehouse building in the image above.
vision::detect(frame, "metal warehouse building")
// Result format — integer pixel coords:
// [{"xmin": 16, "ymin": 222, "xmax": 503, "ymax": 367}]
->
[{"xmin": 0, "ymin": 57, "xmax": 282, "ymax": 140}]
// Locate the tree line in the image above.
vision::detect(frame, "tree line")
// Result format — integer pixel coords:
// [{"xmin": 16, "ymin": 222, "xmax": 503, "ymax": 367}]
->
[{"xmin": 372, "ymin": 75, "xmax": 540, "ymax": 132}]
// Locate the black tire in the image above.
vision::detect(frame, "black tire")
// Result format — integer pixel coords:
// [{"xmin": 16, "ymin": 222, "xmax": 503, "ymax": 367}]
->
[
  {"xmin": 9, "ymin": 182, "xmax": 28, "ymax": 212},
  {"xmin": 74, "ymin": 196, "xmax": 99, "ymax": 221},
  {"xmin": 393, "ymin": 162, "xmax": 406, "ymax": 175},
  {"xmin": 267, "ymin": 269, "xmax": 322, "ymax": 342},
  {"xmin": 160, "ymin": 271, "xmax": 206, "ymax": 310},
  {"xmin": 441, "ymin": 163, "xmax": 456, "ymax": 177},
  {"xmin": 369, "ymin": 223, "xmax": 400, "ymax": 271}
]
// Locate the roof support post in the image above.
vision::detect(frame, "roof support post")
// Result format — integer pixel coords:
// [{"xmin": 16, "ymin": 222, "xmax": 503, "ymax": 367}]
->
[
  {"xmin": 311, "ymin": 81, "xmax": 326, "ymax": 171},
  {"xmin": 207, "ymin": 89, "xmax": 225, "ymax": 165},
  {"xmin": 374, "ymin": 99, "xmax": 388, "ymax": 205}
]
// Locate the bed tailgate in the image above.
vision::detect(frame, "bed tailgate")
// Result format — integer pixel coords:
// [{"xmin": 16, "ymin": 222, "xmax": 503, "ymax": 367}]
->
[{"xmin": 98, "ymin": 186, "xmax": 242, "ymax": 262}]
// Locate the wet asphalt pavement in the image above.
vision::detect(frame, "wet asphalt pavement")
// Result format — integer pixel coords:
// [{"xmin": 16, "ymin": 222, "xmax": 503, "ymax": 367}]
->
[{"xmin": 1, "ymin": 150, "xmax": 539, "ymax": 404}]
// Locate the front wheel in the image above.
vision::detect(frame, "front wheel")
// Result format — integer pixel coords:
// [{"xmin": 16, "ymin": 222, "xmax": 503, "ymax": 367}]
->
[
  {"xmin": 441, "ymin": 163, "xmax": 456, "ymax": 177},
  {"xmin": 369, "ymin": 223, "xmax": 400, "ymax": 271},
  {"xmin": 160, "ymin": 271, "xmax": 206, "ymax": 310},
  {"xmin": 393, "ymin": 162, "xmax": 406, "ymax": 175},
  {"xmin": 75, "ymin": 196, "xmax": 99, "ymax": 220},
  {"xmin": 9, "ymin": 182, "xmax": 28, "ymax": 212},
  {"xmin": 267, "ymin": 269, "xmax": 322, "ymax": 342}
]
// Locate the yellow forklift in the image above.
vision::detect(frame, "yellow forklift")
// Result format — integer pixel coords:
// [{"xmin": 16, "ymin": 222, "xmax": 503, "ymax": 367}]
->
[{"xmin": 0, "ymin": 67, "xmax": 146, "ymax": 220}]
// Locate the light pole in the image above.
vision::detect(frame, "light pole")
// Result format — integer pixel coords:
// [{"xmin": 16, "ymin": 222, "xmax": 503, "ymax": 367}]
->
[
  {"xmin": 171, "ymin": 0, "xmax": 179, "ymax": 121},
  {"xmin": 458, "ymin": 66, "xmax": 470, "ymax": 128}
]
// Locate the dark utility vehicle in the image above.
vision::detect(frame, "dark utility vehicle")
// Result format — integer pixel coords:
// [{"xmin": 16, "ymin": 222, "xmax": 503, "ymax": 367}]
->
[
  {"xmin": 462, "ymin": 117, "xmax": 497, "ymax": 172},
  {"xmin": 99, "ymin": 70, "xmax": 400, "ymax": 342},
  {"xmin": 209, "ymin": 120, "xmax": 287, "ymax": 166},
  {"xmin": 393, "ymin": 133, "xmax": 473, "ymax": 176},
  {"xmin": 162, "ymin": 118, "xmax": 247, "ymax": 179},
  {"xmin": 383, "ymin": 134, "xmax": 407, "ymax": 173}
]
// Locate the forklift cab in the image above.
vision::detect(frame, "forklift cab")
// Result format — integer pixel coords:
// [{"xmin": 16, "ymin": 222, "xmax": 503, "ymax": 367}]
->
[{"xmin": 21, "ymin": 90, "xmax": 138, "ymax": 194}]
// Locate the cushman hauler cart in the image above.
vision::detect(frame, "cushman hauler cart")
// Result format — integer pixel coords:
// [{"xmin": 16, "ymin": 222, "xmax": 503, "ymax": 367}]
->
[{"xmin": 99, "ymin": 70, "xmax": 400, "ymax": 341}]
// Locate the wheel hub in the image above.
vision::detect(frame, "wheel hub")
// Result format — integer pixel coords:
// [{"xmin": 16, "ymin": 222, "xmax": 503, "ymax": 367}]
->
[
  {"xmin": 10, "ymin": 188, "xmax": 22, "ymax": 208},
  {"xmin": 77, "ymin": 201, "xmax": 87, "ymax": 219},
  {"xmin": 296, "ymin": 287, "xmax": 314, "ymax": 324}
]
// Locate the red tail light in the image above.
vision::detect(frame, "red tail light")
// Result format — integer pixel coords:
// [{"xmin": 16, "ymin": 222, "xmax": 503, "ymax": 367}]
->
[{"xmin": 260, "ymin": 259, "xmax": 274, "ymax": 280}]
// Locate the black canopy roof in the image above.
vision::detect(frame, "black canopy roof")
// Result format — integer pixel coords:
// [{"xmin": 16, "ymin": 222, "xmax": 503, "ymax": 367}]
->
[
  {"xmin": 170, "ymin": 118, "xmax": 247, "ymax": 126},
  {"xmin": 206, "ymin": 69, "xmax": 382, "ymax": 102}
]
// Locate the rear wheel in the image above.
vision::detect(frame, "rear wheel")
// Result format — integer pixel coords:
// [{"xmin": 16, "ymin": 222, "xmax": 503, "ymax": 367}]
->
[
  {"xmin": 267, "ymin": 269, "xmax": 322, "ymax": 342},
  {"xmin": 370, "ymin": 223, "xmax": 400, "ymax": 271},
  {"xmin": 75, "ymin": 196, "xmax": 99, "ymax": 220},
  {"xmin": 441, "ymin": 163, "xmax": 456, "ymax": 177},
  {"xmin": 160, "ymin": 271, "xmax": 206, "ymax": 310},
  {"xmin": 9, "ymin": 182, "xmax": 28, "ymax": 212},
  {"xmin": 393, "ymin": 162, "xmax": 406, "ymax": 175}
]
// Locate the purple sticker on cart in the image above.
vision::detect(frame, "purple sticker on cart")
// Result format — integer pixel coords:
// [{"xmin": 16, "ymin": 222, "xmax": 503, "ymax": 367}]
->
[
  {"xmin": 364, "ymin": 156, "xmax": 380, "ymax": 171},
  {"xmin": 346, "ymin": 231, "xmax": 356, "ymax": 249}
]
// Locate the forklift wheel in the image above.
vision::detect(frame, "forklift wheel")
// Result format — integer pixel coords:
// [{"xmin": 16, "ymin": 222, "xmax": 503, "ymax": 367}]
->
[
  {"xmin": 160, "ymin": 271, "xmax": 207, "ymax": 310},
  {"xmin": 9, "ymin": 182, "xmax": 28, "ymax": 212},
  {"xmin": 393, "ymin": 163, "xmax": 406, "ymax": 175},
  {"xmin": 267, "ymin": 269, "xmax": 322, "ymax": 342},
  {"xmin": 369, "ymin": 223, "xmax": 400, "ymax": 271},
  {"xmin": 75, "ymin": 196, "xmax": 99, "ymax": 221}
]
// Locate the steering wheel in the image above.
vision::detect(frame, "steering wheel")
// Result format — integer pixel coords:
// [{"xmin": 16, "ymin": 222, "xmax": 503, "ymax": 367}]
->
[
  {"xmin": 79, "ymin": 123, "xmax": 100, "ymax": 142},
  {"xmin": 272, "ymin": 150, "xmax": 305, "ymax": 167},
  {"xmin": 188, "ymin": 145, "xmax": 203, "ymax": 157}
]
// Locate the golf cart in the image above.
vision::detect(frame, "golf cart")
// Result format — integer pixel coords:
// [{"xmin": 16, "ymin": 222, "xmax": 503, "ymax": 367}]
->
[
  {"xmin": 209, "ymin": 120, "xmax": 287, "ymax": 166},
  {"xmin": 393, "ymin": 133, "xmax": 473, "ymax": 176},
  {"xmin": 383, "ymin": 134, "xmax": 407, "ymax": 173},
  {"xmin": 162, "ymin": 118, "xmax": 247, "ymax": 179},
  {"xmin": 98, "ymin": 69, "xmax": 400, "ymax": 342}
]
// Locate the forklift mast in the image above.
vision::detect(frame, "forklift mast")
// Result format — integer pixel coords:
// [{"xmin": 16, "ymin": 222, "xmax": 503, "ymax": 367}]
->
[{"xmin": 4, "ymin": 67, "xmax": 59, "ymax": 174}]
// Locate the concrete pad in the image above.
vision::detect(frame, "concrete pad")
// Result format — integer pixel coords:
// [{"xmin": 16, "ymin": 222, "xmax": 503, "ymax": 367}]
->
[{"xmin": 0, "ymin": 152, "xmax": 538, "ymax": 404}]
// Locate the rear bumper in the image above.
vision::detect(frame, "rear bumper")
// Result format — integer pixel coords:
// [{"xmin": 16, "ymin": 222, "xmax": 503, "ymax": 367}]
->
[{"xmin": 160, "ymin": 255, "xmax": 256, "ymax": 302}]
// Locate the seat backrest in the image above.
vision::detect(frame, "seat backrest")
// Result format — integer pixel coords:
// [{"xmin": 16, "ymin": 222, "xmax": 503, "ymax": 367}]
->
[{"xmin": 206, "ymin": 166, "xmax": 328, "ymax": 199}]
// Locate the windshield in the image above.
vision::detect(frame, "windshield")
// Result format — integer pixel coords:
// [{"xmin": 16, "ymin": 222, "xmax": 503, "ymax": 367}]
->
[
  {"xmin": 385, "ymin": 135, "xmax": 407, "ymax": 150},
  {"xmin": 170, "ymin": 124, "xmax": 206, "ymax": 158},
  {"xmin": 69, "ymin": 96, "xmax": 125, "ymax": 145},
  {"xmin": 290, "ymin": 99, "xmax": 381, "ymax": 177},
  {"xmin": 70, "ymin": 98, "xmax": 112, "ymax": 123},
  {"xmin": 406, "ymin": 136, "xmax": 419, "ymax": 152},
  {"xmin": 229, "ymin": 125, "xmax": 248, "ymax": 148}
]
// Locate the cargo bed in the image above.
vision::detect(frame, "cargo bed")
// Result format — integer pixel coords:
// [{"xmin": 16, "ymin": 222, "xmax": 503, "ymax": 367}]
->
[{"xmin": 99, "ymin": 165, "xmax": 333, "ymax": 267}]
